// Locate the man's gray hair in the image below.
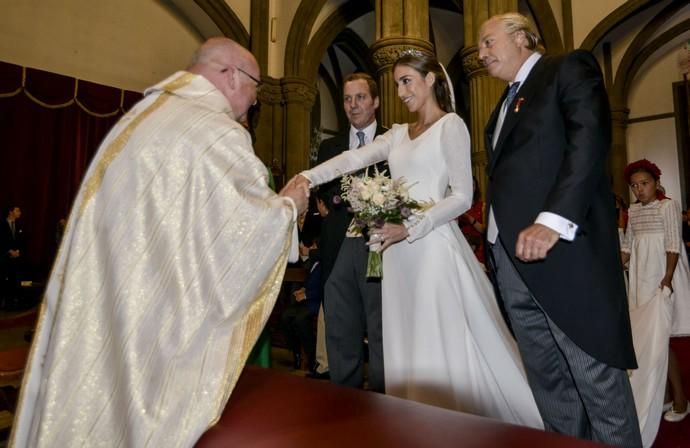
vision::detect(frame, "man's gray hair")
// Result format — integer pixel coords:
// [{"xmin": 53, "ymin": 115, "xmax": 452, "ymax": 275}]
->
[{"xmin": 495, "ymin": 12, "xmax": 539, "ymax": 50}]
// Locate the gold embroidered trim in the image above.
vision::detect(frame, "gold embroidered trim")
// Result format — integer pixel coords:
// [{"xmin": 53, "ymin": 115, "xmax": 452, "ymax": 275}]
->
[
  {"xmin": 76, "ymin": 73, "xmax": 195, "ymax": 218},
  {"xmin": 207, "ymin": 224, "xmax": 293, "ymax": 429}
]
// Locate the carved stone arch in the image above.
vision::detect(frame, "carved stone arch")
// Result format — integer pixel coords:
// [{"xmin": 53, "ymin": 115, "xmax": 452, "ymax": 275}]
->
[
  {"xmin": 524, "ymin": 0, "xmax": 564, "ymax": 54},
  {"xmin": 194, "ymin": 0, "xmax": 249, "ymax": 47},
  {"xmin": 284, "ymin": 0, "xmax": 329, "ymax": 78},
  {"xmin": 606, "ymin": 12, "xmax": 690, "ymax": 197},
  {"xmin": 612, "ymin": 0, "xmax": 688, "ymax": 105},
  {"xmin": 579, "ymin": 0, "xmax": 659, "ymax": 51},
  {"xmin": 617, "ymin": 18, "xmax": 690, "ymax": 106},
  {"xmin": 318, "ymin": 64, "xmax": 346, "ymax": 129},
  {"xmin": 294, "ymin": 0, "xmax": 375, "ymax": 83},
  {"xmin": 281, "ymin": 0, "xmax": 374, "ymax": 179},
  {"xmin": 333, "ymin": 28, "xmax": 377, "ymax": 75},
  {"xmin": 311, "ymin": 29, "xmax": 378, "ymax": 135},
  {"xmin": 326, "ymin": 47, "xmax": 345, "ymax": 90}
]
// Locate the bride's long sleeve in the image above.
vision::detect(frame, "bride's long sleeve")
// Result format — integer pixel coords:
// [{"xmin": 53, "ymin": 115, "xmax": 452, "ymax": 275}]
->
[
  {"xmin": 406, "ymin": 115, "xmax": 473, "ymax": 242},
  {"xmin": 301, "ymin": 130, "xmax": 394, "ymax": 186}
]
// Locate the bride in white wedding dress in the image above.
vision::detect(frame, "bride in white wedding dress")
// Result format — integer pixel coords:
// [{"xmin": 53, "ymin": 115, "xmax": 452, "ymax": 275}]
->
[{"xmin": 298, "ymin": 51, "xmax": 543, "ymax": 429}]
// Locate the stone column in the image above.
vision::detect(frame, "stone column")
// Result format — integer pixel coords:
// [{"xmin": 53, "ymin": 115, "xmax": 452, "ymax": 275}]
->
[
  {"xmin": 370, "ymin": 0, "xmax": 432, "ymax": 127},
  {"xmin": 252, "ymin": 77, "xmax": 284, "ymax": 185},
  {"xmin": 281, "ymin": 77, "xmax": 317, "ymax": 182},
  {"xmin": 462, "ymin": 0, "xmax": 517, "ymax": 197},
  {"xmin": 610, "ymin": 103, "xmax": 630, "ymax": 199}
]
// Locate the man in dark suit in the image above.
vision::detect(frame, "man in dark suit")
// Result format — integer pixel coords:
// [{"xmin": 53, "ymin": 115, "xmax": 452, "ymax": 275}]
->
[
  {"xmin": 316, "ymin": 73, "xmax": 387, "ymax": 392},
  {"xmin": 479, "ymin": 13, "xmax": 641, "ymax": 446},
  {"xmin": 1, "ymin": 205, "xmax": 23, "ymax": 304}
]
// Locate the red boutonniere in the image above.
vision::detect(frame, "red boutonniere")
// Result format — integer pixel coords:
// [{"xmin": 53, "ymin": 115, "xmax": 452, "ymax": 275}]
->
[{"xmin": 514, "ymin": 98, "xmax": 525, "ymax": 113}]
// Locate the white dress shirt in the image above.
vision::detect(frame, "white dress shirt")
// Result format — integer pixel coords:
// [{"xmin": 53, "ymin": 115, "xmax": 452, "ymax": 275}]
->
[{"xmin": 349, "ymin": 120, "xmax": 378, "ymax": 149}]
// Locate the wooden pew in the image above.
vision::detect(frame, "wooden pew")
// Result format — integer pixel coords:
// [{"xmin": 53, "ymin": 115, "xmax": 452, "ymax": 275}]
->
[{"xmin": 196, "ymin": 366, "xmax": 605, "ymax": 448}]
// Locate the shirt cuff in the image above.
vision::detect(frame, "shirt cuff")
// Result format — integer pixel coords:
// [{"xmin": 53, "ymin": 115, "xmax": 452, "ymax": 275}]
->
[{"xmin": 535, "ymin": 212, "xmax": 577, "ymax": 241}]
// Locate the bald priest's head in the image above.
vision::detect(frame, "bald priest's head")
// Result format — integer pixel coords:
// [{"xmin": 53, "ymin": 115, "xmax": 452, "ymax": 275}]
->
[{"xmin": 187, "ymin": 37, "xmax": 262, "ymax": 123}]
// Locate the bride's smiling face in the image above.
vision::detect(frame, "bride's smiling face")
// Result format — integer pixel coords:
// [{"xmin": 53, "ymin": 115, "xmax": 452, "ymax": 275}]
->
[{"xmin": 394, "ymin": 64, "xmax": 433, "ymax": 113}]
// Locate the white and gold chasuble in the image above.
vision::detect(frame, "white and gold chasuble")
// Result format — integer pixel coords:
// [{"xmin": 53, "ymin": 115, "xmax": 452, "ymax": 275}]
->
[{"xmin": 11, "ymin": 72, "xmax": 298, "ymax": 448}]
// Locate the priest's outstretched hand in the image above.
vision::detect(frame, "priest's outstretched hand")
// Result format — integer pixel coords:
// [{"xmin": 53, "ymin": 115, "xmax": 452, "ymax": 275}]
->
[{"xmin": 280, "ymin": 178, "xmax": 309, "ymax": 214}]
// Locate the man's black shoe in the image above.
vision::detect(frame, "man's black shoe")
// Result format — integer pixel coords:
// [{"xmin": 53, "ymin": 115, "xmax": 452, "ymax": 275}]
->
[{"xmin": 305, "ymin": 370, "xmax": 330, "ymax": 380}]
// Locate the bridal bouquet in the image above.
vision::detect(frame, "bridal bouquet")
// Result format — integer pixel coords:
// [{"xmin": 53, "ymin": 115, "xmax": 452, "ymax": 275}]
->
[{"xmin": 340, "ymin": 168, "xmax": 424, "ymax": 277}]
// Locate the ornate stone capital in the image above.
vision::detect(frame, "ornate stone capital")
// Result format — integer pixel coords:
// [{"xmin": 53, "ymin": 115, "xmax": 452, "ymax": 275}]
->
[
  {"xmin": 370, "ymin": 37, "xmax": 434, "ymax": 70},
  {"xmin": 281, "ymin": 77, "xmax": 317, "ymax": 106},
  {"xmin": 258, "ymin": 77, "xmax": 283, "ymax": 105},
  {"xmin": 460, "ymin": 46, "xmax": 486, "ymax": 79}
]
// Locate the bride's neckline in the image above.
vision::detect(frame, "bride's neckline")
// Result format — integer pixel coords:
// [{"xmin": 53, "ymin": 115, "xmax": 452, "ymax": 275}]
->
[{"xmin": 407, "ymin": 113, "xmax": 449, "ymax": 141}]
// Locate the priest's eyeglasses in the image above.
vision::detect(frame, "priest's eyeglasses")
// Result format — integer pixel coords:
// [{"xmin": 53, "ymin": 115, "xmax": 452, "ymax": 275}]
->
[{"xmin": 222, "ymin": 66, "xmax": 263, "ymax": 90}]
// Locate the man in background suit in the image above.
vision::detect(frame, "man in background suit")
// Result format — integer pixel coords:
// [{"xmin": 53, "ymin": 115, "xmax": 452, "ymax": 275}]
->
[
  {"xmin": 479, "ymin": 13, "xmax": 641, "ymax": 446},
  {"xmin": 316, "ymin": 73, "xmax": 387, "ymax": 392},
  {"xmin": 1, "ymin": 205, "xmax": 23, "ymax": 304}
]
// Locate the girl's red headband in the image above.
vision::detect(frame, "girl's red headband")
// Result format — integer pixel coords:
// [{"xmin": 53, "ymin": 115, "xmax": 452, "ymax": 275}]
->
[{"xmin": 624, "ymin": 159, "xmax": 661, "ymax": 183}]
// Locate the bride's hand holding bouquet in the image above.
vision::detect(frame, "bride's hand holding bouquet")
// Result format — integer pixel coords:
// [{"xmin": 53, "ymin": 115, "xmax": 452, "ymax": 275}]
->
[
  {"xmin": 340, "ymin": 168, "xmax": 424, "ymax": 277},
  {"xmin": 369, "ymin": 222, "xmax": 409, "ymax": 251}
]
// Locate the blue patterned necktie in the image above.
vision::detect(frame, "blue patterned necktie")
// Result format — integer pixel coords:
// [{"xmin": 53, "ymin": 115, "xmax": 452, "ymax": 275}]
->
[
  {"xmin": 492, "ymin": 81, "xmax": 522, "ymax": 150},
  {"xmin": 504, "ymin": 82, "xmax": 521, "ymax": 110},
  {"xmin": 356, "ymin": 131, "xmax": 366, "ymax": 148}
]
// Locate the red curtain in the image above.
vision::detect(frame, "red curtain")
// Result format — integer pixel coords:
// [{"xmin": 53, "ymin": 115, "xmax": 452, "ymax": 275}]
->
[{"xmin": 0, "ymin": 61, "xmax": 142, "ymax": 279}]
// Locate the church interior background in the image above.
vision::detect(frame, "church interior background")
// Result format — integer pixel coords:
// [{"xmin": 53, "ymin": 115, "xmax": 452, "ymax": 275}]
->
[
  {"xmin": 0, "ymin": 1, "xmax": 689, "ymax": 278},
  {"xmin": 0, "ymin": 1, "xmax": 687, "ymax": 279},
  {"xmin": 1, "ymin": 0, "xmax": 690, "ymax": 444}
]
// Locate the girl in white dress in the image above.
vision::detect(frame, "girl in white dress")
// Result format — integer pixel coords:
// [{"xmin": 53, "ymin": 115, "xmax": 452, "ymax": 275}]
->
[
  {"xmin": 621, "ymin": 159, "xmax": 690, "ymax": 446},
  {"xmin": 299, "ymin": 51, "xmax": 542, "ymax": 429}
]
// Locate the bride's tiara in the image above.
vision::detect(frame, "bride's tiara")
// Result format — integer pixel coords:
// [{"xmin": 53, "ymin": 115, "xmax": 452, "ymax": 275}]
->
[{"xmin": 399, "ymin": 48, "xmax": 425, "ymax": 58}]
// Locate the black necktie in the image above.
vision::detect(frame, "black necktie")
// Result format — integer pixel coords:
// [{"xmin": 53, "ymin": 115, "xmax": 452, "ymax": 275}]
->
[
  {"xmin": 10, "ymin": 221, "xmax": 15, "ymax": 238},
  {"xmin": 504, "ymin": 82, "xmax": 521, "ymax": 110},
  {"xmin": 356, "ymin": 131, "xmax": 366, "ymax": 148}
]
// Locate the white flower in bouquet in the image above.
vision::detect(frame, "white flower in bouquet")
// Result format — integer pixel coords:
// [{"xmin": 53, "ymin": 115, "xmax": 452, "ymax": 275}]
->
[
  {"xmin": 340, "ymin": 168, "xmax": 425, "ymax": 277},
  {"xmin": 372, "ymin": 192, "xmax": 386, "ymax": 207}
]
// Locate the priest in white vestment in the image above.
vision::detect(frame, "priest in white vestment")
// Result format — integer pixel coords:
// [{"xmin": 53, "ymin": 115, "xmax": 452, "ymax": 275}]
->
[{"xmin": 10, "ymin": 38, "xmax": 307, "ymax": 448}]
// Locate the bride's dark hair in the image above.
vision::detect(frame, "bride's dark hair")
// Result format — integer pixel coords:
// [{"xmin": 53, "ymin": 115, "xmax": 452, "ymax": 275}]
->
[{"xmin": 393, "ymin": 51, "xmax": 454, "ymax": 113}]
